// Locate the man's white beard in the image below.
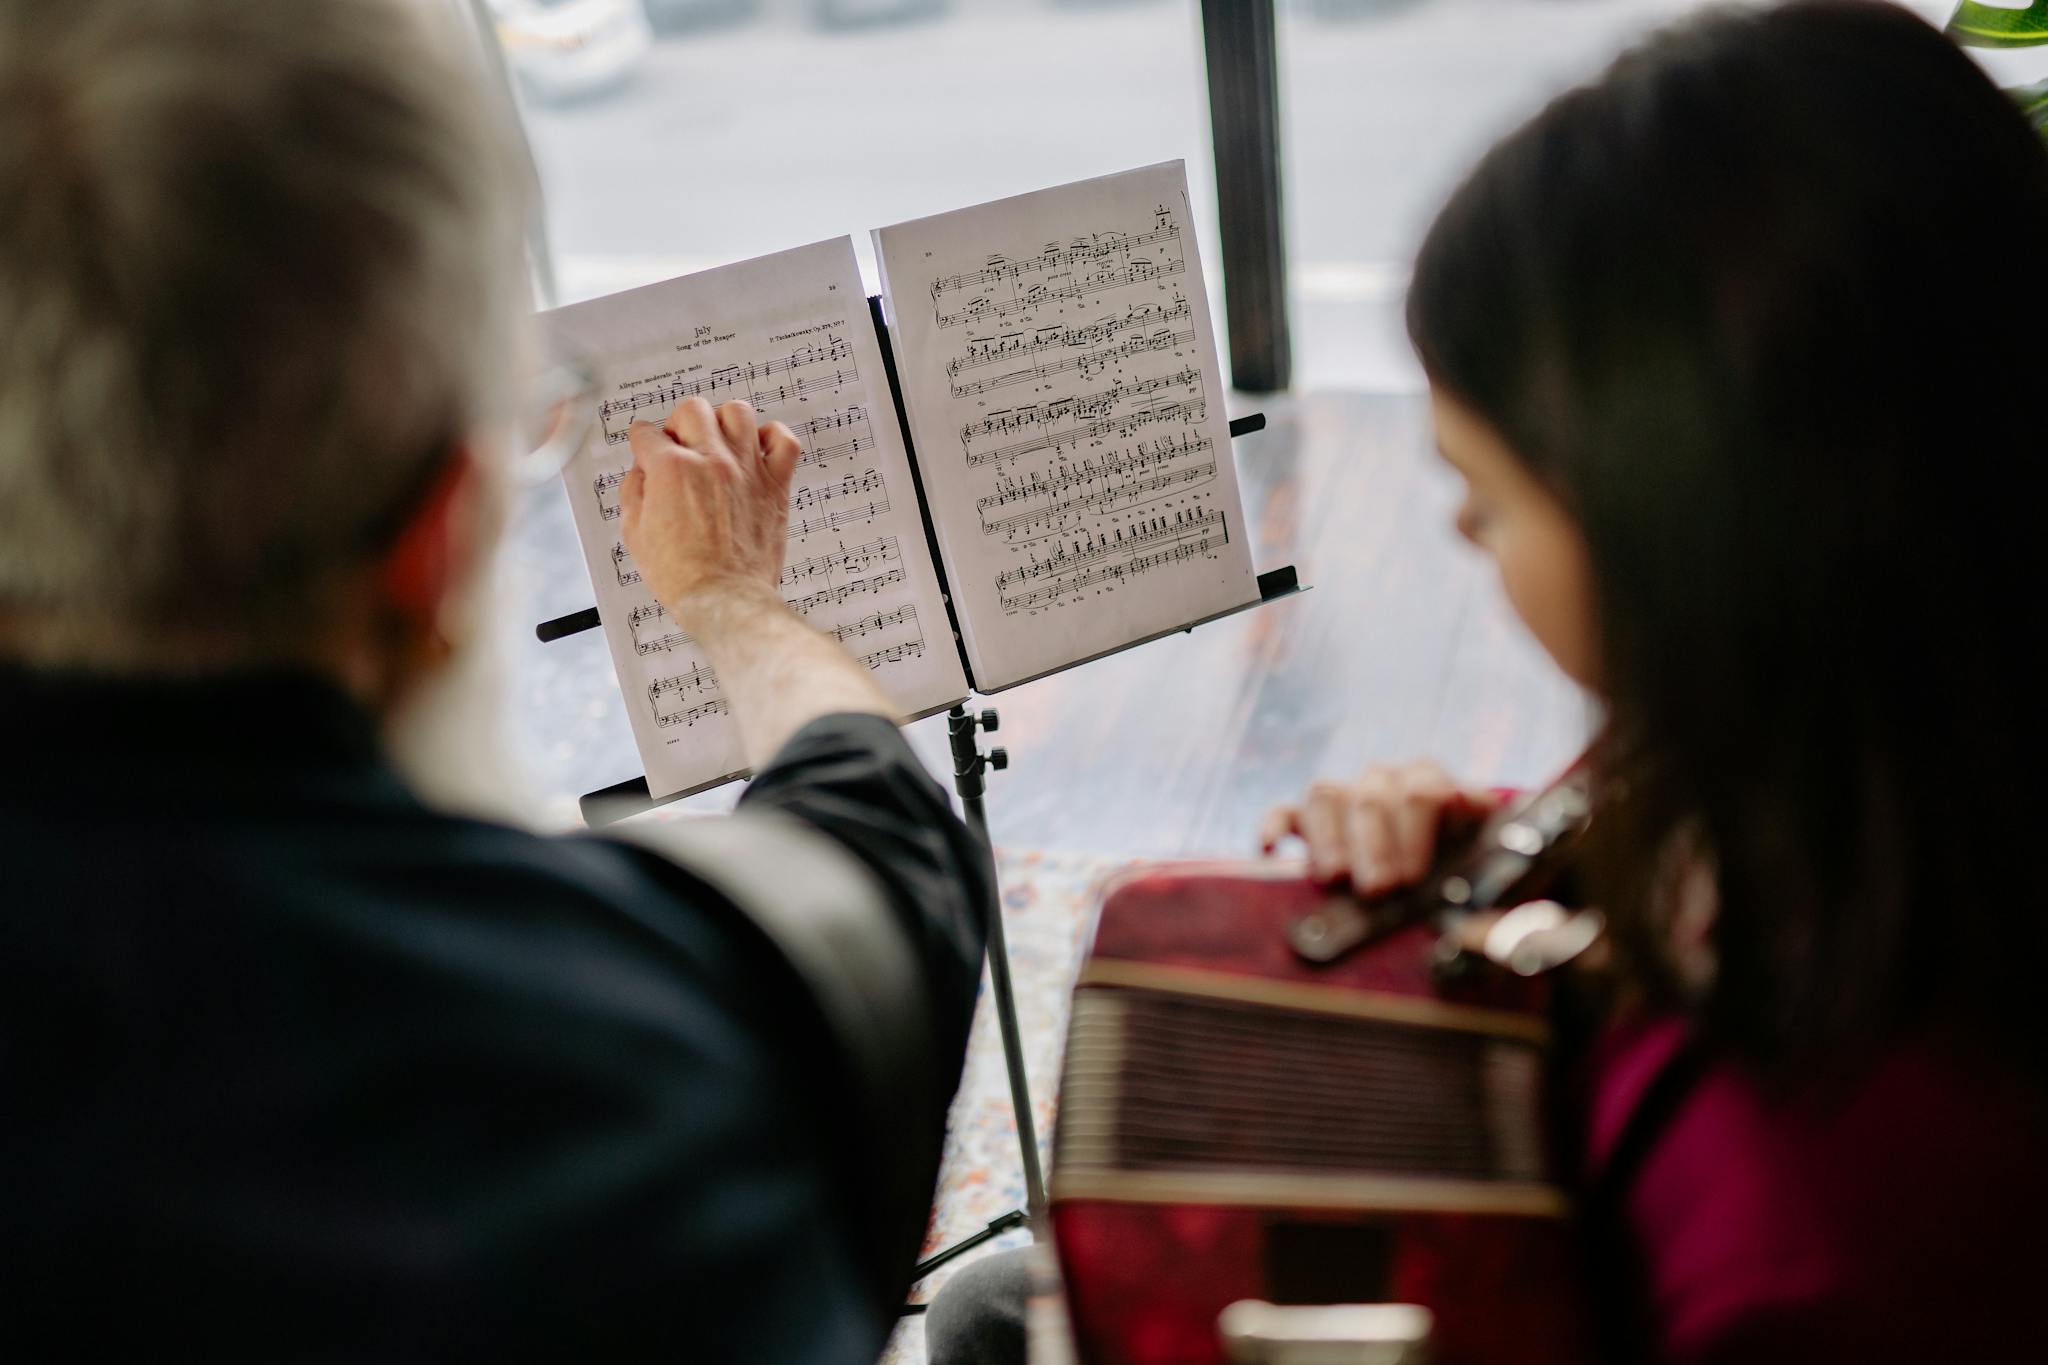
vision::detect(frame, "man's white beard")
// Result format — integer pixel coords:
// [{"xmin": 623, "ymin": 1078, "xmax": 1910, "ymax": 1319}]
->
[{"xmin": 383, "ymin": 544, "xmax": 541, "ymax": 829}]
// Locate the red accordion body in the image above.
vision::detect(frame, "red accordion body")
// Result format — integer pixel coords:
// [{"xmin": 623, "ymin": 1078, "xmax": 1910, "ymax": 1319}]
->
[{"xmin": 1050, "ymin": 864, "xmax": 1588, "ymax": 1365}]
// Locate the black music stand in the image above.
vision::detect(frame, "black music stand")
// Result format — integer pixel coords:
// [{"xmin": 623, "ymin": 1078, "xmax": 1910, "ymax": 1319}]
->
[{"xmin": 533, "ymin": 295, "xmax": 1305, "ymax": 1294}]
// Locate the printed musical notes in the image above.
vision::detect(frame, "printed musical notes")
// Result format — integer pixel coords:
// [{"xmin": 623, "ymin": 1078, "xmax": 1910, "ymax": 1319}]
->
[
  {"xmin": 948, "ymin": 295, "xmax": 1190, "ymax": 384},
  {"xmin": 630, "ymin": 563, "xmax": 912, "ymax": 656},
  {"xmin": 929, "ymin": 211, "xmax": 1187, "ymax": 329},
  {"xmin": 789, "ymin": 568, "xmax": 907, "ymax": 618},
  {"xmin": 791, "ymin": 467, "xmax": 884, "ymax": 514},
  {"xmin": 997, "ymin": 530, "xmax": 1230, "ymax": 614},
  {"xmin": 546, "ymin": 237, "xmax": 966, "ymax": 798},
  {"xmin": 596, "ymin": 335, "xmax": 854, "ymax": 443},
  {"xmin": 655, "ymin": 697, "xmax": 730, "ymax": 731},
  {"xmin": 994, "ymin": 508, "xmax": 1230, "ymax": 613},
  {"xmin": 788, "ymin": 497, "xmax": 890, "ymax": 538},
  {"xmin": 793, "ymin": 407, "xmax": 875, "ymax": 469},
  {"xmin": 832, "ymin": 603, "xmax": 919, "ymax": 644},
  {"xmin": 978, "ymin": 440, "xmax": 1218, "ymax": 541},
  {"xmin": 861, "ymin": 638, "xmax": 926, "ymax": 668},
  {"xmin": 874, "ymin": 162, "xmax": 1258, "ymax": 689},
  {"xmin": 782, "ymin": 536, "xmax": 903, "ymax": 587}
]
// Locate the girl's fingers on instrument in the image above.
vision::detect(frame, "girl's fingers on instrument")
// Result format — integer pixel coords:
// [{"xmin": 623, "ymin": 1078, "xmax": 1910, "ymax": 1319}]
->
[
  {"xmin": 1344, "ymin": 795, "xmax": 1399, "ymax": 896},
  {"xmin": 1299, "ymin": 787, "xmax": 1350, "ymax": 883},
  {"xmin": 1387, "ymin": 763, "xmax": 1458, "ymax": 884},
  {"xmin": 1257, "ymin": 804, "xmax": 1301, "ymax": 855}
]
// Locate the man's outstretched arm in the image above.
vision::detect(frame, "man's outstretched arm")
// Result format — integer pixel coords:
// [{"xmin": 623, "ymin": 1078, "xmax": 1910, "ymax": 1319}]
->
[{"xmin": 617, "ymin": 389, "xmax": 987, "ymax": 1065}]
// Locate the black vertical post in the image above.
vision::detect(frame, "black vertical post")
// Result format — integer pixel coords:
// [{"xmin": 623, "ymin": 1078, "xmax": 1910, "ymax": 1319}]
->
[
  {"xmin": 946, "ymin": 704, "xmax": 1047, "ymax": 1224},
  {"xmin": 1200, "ymin": 0, "xmax": 1292, "ymax": 394}
]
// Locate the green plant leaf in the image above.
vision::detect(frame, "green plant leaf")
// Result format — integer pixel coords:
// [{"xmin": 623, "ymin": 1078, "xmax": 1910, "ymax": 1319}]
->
[
  {"xmin": 2013, "ymin": 76, "xmax": 2048, "ymax": 132},
  {"xmin": 1949, "ymin": 0, "xmax": 2048, "ymax": 47}
]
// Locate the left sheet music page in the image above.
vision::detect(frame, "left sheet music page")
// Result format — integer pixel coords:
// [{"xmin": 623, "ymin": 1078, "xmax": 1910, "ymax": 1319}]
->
[{"xmin": 543, "ymin": 237, "xmax": 969, "ymax": 800}]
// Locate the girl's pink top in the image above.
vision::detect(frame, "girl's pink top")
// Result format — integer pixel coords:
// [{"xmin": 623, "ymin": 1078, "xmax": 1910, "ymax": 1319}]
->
[{"xmin": 1584, "ymin": 1017, "xmax": 2048, "ymax": 1362}]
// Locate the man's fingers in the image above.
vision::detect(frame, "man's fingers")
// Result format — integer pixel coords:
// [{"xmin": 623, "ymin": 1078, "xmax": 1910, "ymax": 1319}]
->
[
  {"xmin": 714, "ymin": 400, "xmax": 759, "ymax": 463},
  {"xmin": 664, "ymin": 396, "xmax": 724, "ymax": 455},
  {"xmin": 617, "ymin": 465, "xmax": 647, "ymax": 539},
  {"xmin": 627, "ymin": 417, "xmax": 677, "ymax": 470},
  {"xmin": 759, "ymin": 421, "xmax": 801, "ymax": 494}
]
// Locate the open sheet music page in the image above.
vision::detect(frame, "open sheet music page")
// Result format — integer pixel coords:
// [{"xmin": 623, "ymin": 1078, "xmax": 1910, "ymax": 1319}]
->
[
  {"xmin": 543, "ymin": 237, "xmax": 967, "ymax": 799},
  {"xmin": 873, "ymin": 161, "xmax": 1259, "ymax": 691}
]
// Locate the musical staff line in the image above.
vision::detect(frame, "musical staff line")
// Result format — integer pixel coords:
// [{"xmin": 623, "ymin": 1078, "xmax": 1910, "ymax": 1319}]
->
[
  {"xmin": 652, "ymin": 696, "xmax": 729, "ymax": 730},
  {"xmin": 948, "ymin": 295, "xmax": 1191, "ymax": 382},
  {"xmin": 997, "ymin": 512, "xmax": 1232, "ymax": 614},
  {"xmin": 951, "ymin": 326, "xmax": 1197, "ymax": 399},
  {"xmin": 858, "ymin": 637, "xmax": 926, "ymax": 669},
  {"xmin": 929, "ymin": 217, "xmax": 1181, "ymax": 298},
  {"xmin": 935, "ymin": 256, "xmax": 1186, "ymax": 330},
  {"xmin": 790, "ymin": 496, "xmax": 889, "ymax": 538},
  {"xmin": 793, "ymin": 407, "xmax": 874, "ymax": 470},
  {"xmin": 974, "ymin": 436, "xmax": 1211, "ymax": 515},
  {"xmin": 994, "ymin": 508, "xmax": 1228, "ymax": 593},
  {"xmin": 961, "ymin": 368, "xmax": 1201, "ymax": 449},
  {"xmin": 628, "ymin": 565, "xmax": 916, "ymax": 657},
  {"xmin": 981, "ymin": 460, "xmax": 1217, "ymax": 540},
  {"xmin": 649, "ymin": 662, "xmax": 718, "ymax": 703},
  {"xmin": 963, "ymin": 397, "xmax": 1207, "ymax": 468},
  {"xmin": 780, "ymin": 537, "xmax": 902, "ymax": 588},
  {"xmin": 628, "ymin": 603, "xmax": 686, "ymax": 656},
  {"xmin": 828, "ymin": 603, "xmax": 919, "ymax": 645},
  {"xmin": 791, "ymin": 468, "xmax": 883, "ymax": 515},
  {"xmin": 790, "ymin": 567, "xmax": 906, "ymax": 618},
  {"xmin": 598, "ymin": 335, "xmax": 857, "ymax": 443}
]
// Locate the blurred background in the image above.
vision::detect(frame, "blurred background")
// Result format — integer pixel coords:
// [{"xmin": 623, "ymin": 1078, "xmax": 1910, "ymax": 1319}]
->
[
  {"xmin": 501, "ymin": 0, "xmax": 1701, "ymax": 391},
  {"xmin": 492, "ymin": 0, "xmax": 1977, "ymax": 389},
  {"xmin": 485, "ymin": 0, "xmax": 1997, "ymax": 830}
]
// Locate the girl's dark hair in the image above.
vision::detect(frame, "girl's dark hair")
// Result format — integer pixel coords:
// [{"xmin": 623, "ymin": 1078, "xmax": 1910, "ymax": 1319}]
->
[{"xmin": 1408, "ymin": 0, "xmax": 2048, "ymax": 1078}]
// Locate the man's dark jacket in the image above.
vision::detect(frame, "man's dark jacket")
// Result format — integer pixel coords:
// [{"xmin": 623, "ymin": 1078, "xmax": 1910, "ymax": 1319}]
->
[{"xmin": 0, "ymin": 668, "xmax": 991, "ymax": 1361}]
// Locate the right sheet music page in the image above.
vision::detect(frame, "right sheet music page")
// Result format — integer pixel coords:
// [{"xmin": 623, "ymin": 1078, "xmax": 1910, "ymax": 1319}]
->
[{"xmin": 874, "ymin": 161, "xmax": 1260, "ymax": 691}]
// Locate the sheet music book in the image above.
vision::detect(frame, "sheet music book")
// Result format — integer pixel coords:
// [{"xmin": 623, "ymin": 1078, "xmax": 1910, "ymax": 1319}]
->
[{"xmin": 544, "ymin": 162, "xmax": 1259, "ymax": 800}]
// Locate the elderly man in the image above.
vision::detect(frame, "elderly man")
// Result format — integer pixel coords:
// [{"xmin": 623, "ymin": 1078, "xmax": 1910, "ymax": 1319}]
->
[{"xmin": 0, "ymin": 1, "xmax": 987, "ymax": 1359}]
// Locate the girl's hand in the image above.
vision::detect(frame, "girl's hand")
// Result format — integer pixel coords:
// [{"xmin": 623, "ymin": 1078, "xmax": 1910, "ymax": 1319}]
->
[{"xmin": 1259, "ymin": 760, "xmax": 1504, "ymax": 896}]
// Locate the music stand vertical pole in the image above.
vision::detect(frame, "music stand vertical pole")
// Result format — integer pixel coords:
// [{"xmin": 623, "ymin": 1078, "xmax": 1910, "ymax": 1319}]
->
[{"xmin": 946, "ymin": 702, "xmax": 1048, "ymax": 1225}]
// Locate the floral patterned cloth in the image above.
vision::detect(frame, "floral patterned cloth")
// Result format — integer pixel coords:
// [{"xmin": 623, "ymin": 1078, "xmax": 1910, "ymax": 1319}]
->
[{"xmin": 882, "ymin": 848, "xmax": 1126, "ymax": 1365}]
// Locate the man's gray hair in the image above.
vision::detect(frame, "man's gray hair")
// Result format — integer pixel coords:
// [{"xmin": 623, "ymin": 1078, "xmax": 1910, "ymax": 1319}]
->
[{"xmin": 0, "ymin": 0, "xmax": 531, "ymax": 664}]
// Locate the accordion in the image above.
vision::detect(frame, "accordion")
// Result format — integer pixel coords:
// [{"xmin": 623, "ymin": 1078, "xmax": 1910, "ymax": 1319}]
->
[{"xmin": 1050, "ymin": 776, "xmax": 1597, "ymax": 1365}]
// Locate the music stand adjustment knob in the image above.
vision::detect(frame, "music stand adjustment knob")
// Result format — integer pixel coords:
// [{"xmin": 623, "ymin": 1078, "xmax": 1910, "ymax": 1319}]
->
[
  {"xmin": 979, "ymin": 708, "xmax": 1000, "ymax": 733},
  {"xmin": 988, "ymin": 747, "xmax": 1010, "ymax": 772}
]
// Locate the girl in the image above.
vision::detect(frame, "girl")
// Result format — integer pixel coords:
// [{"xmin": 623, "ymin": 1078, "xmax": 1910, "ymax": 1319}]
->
[{"xmin": 1264, "ymin": 1, "xmax": 2048, "ymax": 1359}]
